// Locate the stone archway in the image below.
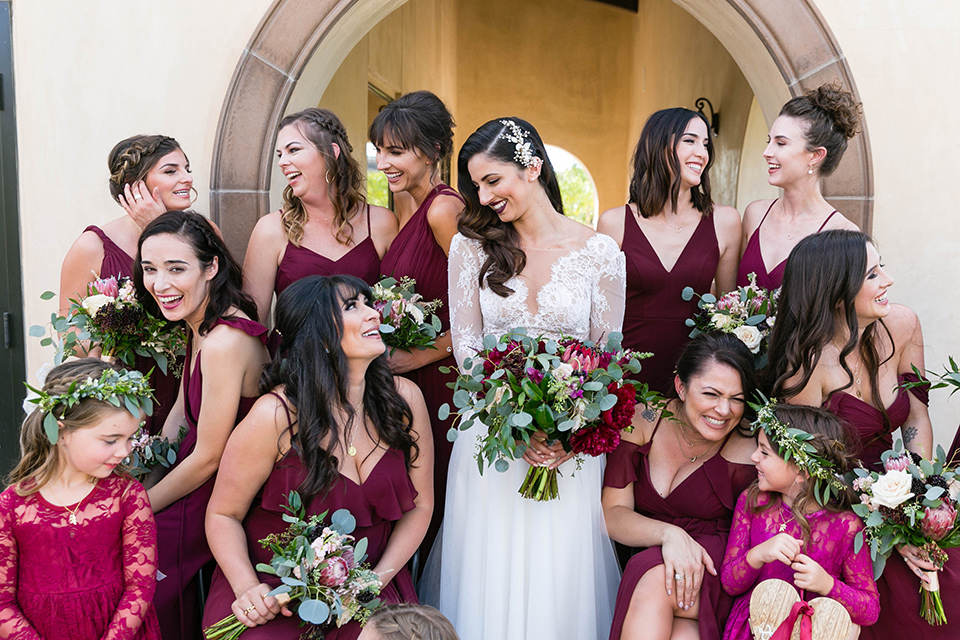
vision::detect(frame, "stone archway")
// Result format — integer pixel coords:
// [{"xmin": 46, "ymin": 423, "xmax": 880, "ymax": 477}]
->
[{"xmin": 210, "ymin": 0, "xmax": 872, "ymax": 255}]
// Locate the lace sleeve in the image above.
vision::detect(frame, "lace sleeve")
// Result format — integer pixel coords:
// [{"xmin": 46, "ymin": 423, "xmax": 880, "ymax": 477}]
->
[
  {"xmin": 0, "ymin": 490, "xmax": 42, "ymax": 640},
  {"xmin": 448, "ymin": 234, "xmax": 485, "ymax": 369},
  {"xmin": 103, "ymin": 480, "xmax": 158, "ymax": 640},
  {"xmin": 826, "ymin": 513, "xmax": 880, "ymax": 626},
  {"xmin": 589, "ymin": 234, "xmax": 626, "ymax": 343},
  {"xmin": 720, "ymin": 492, "xmax": 763, "ymax": 596}
]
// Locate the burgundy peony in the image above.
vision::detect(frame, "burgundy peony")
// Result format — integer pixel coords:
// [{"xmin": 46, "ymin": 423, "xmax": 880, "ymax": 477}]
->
[
  {"xmin": 317, "ymin": 556, "xmax": 350, "ymax": 587},
  {"xmin": 570, "ymin": 423, "xmax": 621, "ymax": 456},
  {"xmin": 601, "ymin": 383, "xmax": 637, "ymax": 430},
  {"xmin": 921, "ymin": 501, "xmax": 958, "ymax": 541}
]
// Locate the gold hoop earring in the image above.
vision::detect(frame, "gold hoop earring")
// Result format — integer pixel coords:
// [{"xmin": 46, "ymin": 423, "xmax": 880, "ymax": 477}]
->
[
  {"xmin": 325, "ymin": 170, "xmax": 333, "ymax": 184},
  {"xmin": 189, "ymin": 186, "xmax": 199, "ymax": 204}
]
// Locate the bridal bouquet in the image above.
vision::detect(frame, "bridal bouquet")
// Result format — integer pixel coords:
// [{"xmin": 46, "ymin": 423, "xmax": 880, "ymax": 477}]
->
[
  {"xmin": 203, "ymin": 492, "xmax": 382, "ymax": 640},
  {"xmin": 848, "ymin": 440, "xmax": 960, "ymax": 625},
  {"xmin": 682, "ymin": 272, "xmax": 777, "ymax": 368},
  {"xmin": 122, "ymin": 426, "xmax": 186, "ymax": 481},
  {"xmin": 440, "ymin": 329, "xmax": 659, "ymax": 501},
  {"xmin": 371, "ymin": 276, "xmax": 442, "ymax": 354},
  {"xmin": 30, "ymin": 276, "xmax": 186, "ymax": 375}
]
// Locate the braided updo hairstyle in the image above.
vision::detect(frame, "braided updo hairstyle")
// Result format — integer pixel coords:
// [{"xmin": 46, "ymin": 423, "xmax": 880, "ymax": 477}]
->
[
  {"xmin": 779, "ymin": 81, "xmax": 863, "ymax": 176},
  {"xmin": 107, "ymin": 134, "xmax": 187, "ymax": 202},
  {"xmin": 365, "ymin": 604, "xmax": 460, "ymax": 640},
  {"xmin": 277, "ymin": 108, "xmax": 366, "ymax": 247}
]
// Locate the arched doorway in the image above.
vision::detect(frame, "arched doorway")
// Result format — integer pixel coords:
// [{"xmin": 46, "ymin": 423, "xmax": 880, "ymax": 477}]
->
[{"xmin": 209, "ymin": 0, "xmax": 872, "ymax": 255}]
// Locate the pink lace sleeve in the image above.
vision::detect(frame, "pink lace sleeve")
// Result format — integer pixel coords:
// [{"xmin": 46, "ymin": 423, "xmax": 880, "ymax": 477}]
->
[
  {"xmin": 720, "ymin": 492, "xmax": 762, "ymax": 596},
  {"xmin": 102, "ymin": 480, "xmax": 159, "ymax": 640},
  {"xmin": 825, "ymin": 513, "xmax": 880, "ymax": 626},
  {"xmin": 0, "ymin": 490, "xmax": 42, "ymax": 640}
]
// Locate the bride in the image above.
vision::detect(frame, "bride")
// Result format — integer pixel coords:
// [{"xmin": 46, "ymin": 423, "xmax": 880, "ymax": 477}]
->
[{"xmin": 432, "ymin": 118, "xmax": 624, "ymax": 639}]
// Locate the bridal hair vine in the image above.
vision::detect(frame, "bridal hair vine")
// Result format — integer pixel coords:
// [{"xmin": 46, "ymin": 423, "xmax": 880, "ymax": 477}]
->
[
  {"xmin": 498, "ymin": 119, "xmax": 541, "ymax": 169},
  {"xmin": 26, "ymin": 368, "xmax": 155, "ymax": 445},
  {"xmin": 749, "ymin": 395, "xmax": 847, "ymax": 506}
]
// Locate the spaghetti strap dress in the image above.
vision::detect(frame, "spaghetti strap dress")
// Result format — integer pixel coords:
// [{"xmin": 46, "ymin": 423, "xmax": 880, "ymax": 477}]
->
[
  {"xmin": 603, "ymin": 417, "xmax": 756, "ymax": 640},
  {"xmin": 736, "ymin": 200, "xmax": 837, "ymax": 290},
  {"xmin": 378, "ymin": 183, "xmax": 462, "ymax": 553},
  {"xmin": 201, "ymin": 398, "xmax": 419, "ymax": 640},
  {"xmin": 153, "ymin": 317, "xmax": 268, "ymax": 640},
  {"xmin": 620, "ymin": 205, "xmax": 719, "ymax": 394},
  {"xmin": 82, "ymin": 225, "xmax": 181, "ymax": 435},
  {"xmin": 825, "ymin": 374, "xmax": 960, "ymax": 639}
]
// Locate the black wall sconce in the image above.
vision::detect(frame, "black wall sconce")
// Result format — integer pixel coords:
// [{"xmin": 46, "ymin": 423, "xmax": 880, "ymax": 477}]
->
[{"xmin": 695, "ymin": 97, "xmax": 719, "ymax": 137}]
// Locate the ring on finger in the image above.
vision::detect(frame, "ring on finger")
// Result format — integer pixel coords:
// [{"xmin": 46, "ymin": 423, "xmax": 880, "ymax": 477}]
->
[
  {"xmin": 133, "ymin": 194, "xmax": 143, "ymax": 200},
  {"xmin": 674, "ymin": 572, "xmax": 685, "ymax": 581},
  {"xmin": 243, "ymin": 605, "xmax": 256, "ymax": 615}
]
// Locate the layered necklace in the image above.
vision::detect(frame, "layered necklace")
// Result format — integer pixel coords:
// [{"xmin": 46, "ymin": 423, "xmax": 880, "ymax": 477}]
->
[{"xmin": 672, "ymin": 415, "xmax": 721, "ymax": 464}]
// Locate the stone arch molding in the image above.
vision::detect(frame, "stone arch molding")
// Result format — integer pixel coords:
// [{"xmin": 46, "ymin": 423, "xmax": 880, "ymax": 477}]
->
[{"xmin": 210, "ymin": 0, "xmax": 872, "ymax": 255}]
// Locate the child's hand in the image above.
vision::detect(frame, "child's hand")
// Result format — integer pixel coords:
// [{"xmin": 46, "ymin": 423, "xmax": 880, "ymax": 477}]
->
[
  {"xmin": 747, "ymin": 533, "xmax": 802, "ymax": 568},
  {"xmin": 792, "ymin": 553, "xmax": 834, "ymax": 596}
]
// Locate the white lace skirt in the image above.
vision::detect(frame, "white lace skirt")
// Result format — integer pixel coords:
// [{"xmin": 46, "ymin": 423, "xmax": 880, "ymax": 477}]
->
[{"xmin": 423, "ymin": 421, "xmax": 621, "ymax": 640}]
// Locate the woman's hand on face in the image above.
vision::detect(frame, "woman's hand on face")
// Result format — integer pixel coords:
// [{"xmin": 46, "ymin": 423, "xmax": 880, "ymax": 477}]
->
[
  {"xmin": 118, "ymin": 180, "xmax": 167, "ymax": 230},
  {"xmin": 231, "ymin": 582, "xmax": 292, "ymax": 628},
  {"xmin": 661, "ymin": 526, "xmax": 716, "ymax": 612},
  {"xmin": 520, "ymin": 430, "xmax": 574, "ymax": 469}
]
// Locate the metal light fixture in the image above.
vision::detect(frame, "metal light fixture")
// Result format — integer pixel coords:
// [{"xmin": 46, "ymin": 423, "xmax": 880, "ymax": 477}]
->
[{"xmin": 695, "ymin": 97, "xmax": 719, "ymax": 137}]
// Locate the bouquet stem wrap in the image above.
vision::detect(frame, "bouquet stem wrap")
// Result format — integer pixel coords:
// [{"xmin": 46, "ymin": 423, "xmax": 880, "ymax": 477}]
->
[{"xmin": 920, "ymin": 570, "xmax": 946, "ymax": 625}]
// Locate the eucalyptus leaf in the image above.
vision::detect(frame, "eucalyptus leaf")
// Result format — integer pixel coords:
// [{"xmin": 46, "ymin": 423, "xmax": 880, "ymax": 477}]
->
[
  {"xmin": 446, "ymin": 427, "xmax": 459, "ymax": 442},
  {"xmin": 298, "ymin": 599, "xmax": 331, "ymax": 625},
  {"xmin": 494, "ymin": 458, "xmax": 510, "ymax": 473},
  {"xmin": 681, "ymin": 287, "xmax": 694, "ymax": 301},
  {"xmin": 701, "ymin": 293, "xmax": 716, "ymax": 304},
  {"xmin": 255, "ymin": 563, "xmax": 278, "ymax": 575},
  {"xmin": 43, "ymin": 412, "xmax": 59, "ymax": 444},
  {"xmin": 557, "ymin": 419, "xmax": 576, "ymax": 432},
  {"xmin": 281, "ymin": 576, "xmax": 307, "ymax": 587},
  {"xmin": 354, "ymin": 537, "xmax": 368, "ymax": 564},
  {"xmin": 28, "ymin": 325, "xmax": 46, "ymax": 338},
  {"xmin": 331, "ymin": 509, "xmax": 357, "ymax": 534},
  {"xmin": 599, "ymin": 393, "xmax": 617, "ymax": 412},
  {"xmin": 40, "ymin": 290, "xmax": 56, "ymax": 301},
  {"xmin": 438, "ymin": 404, "xmax": 451, "ymax": 420}
]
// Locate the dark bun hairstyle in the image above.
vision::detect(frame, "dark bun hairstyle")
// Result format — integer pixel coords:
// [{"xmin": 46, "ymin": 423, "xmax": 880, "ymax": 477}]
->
[{"xmin": 779, "ymin": 81, "xmax": 863, "ymax": 176}]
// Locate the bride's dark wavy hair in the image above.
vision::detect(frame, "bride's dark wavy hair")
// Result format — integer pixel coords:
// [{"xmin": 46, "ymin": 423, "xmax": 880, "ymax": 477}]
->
[
  {"xmin": 456, "ymin": 117, "xmax": 563, "ymax": 297},
  {"xmin": 765, "ymin": 230, "xmax": 894, "ymax": 424},
  {"xmin": 259, "ymin": 275, "xmax": 417, "ymax": 501}
]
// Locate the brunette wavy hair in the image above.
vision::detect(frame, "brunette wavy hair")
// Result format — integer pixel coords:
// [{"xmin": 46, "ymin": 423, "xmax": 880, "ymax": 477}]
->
[
  {"xmin": 779, "ymin": 81, "xmax": 862, "ymax": 177},
  {"xmin": 673, "ymin": 331, "xmax": 758, "ymax": 429},
  {"xmin": 107, "ymin": 134, "xmax": 188, "ymax": 203},
  {"xmin": 765, "ymin": 230, "xmax": 893, "ymax": 421},
  {"xmin": 369, "ymin": 90, "xmax": 455, "ymax": 169},
  {"xmin": 259, "ymin": 275, "xmax": 418, "ymax": 501},
  {"xmin": 277, "ymin": 108, "xmax": 366, "ymax": 247},
  {"xmin": 133, "ymin": 210, "xmax": 257, "ymax": 336},
  {"xmin": 456, "ymin": 117, "xmax": 563, "ymax": 297},
  {"xmin": 628, "ymin": 108, "xmax": 715, "ymax": 219}
]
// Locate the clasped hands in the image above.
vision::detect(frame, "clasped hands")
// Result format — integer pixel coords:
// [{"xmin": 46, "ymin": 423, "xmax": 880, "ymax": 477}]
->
[
  {"xmin": 747, "ymin": 533, "xmax": 834, "ymax": 595},
  {"xmin": 521, "ymin": 430, "xmax": 574, "ymax": 469}
]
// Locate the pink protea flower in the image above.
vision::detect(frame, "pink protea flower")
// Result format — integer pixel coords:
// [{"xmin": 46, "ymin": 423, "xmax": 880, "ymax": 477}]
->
[
  {"xmin": 340, "ymin": 547, "xmax": 356, "ymax": 569},
  {"xmin": 883, "ymin": 452, "xmax": 911, "ymax": 472},
  {"xmin": 317, "ymin": 556, "xmax": 350, "ymax": 587},
  {"xmin": 922, "ymin": 502, "xmax": 958, "ymax": 541},
  {"xmin": 714, "ymin": 292, "xmax": 739, "ymax": 311},
  {"xmin": 91, "ymin": 276, "xmax": 119, "ymax": 299},
  {"xmin": 562, "ymin": 343, "xmax": 601, "ymax": 372}
]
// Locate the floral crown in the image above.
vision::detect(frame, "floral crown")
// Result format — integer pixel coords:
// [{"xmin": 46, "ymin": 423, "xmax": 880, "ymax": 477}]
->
[
  {"xmin": 750, "ymin": 396, "xmax": 847, "ymax": 506},
  {"xmin": 26, "ymin": 368, "xmax": 155, "ymax": 445},
  {"xmin": 498, "ymin": 119, "xmax": 541, "ymax": 169}
]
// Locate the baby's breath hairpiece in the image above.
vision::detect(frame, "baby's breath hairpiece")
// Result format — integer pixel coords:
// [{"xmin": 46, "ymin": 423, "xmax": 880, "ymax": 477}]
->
[
  {"xmin": 26, "ymin": 368, "xmax": 155, "ymax": 445},
  {"xmin": 749, "ymin": 395, "xmax": 847, "ymax": 506},
  {"xmin": 498, "ymin": 119, "xmax": 541, "ymax": 169}
]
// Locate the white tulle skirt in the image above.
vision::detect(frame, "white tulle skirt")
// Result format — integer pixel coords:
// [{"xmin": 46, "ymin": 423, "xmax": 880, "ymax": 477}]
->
[{"xmin": 422, "ymin": 421, "xmax": 620, "ymax": 640}]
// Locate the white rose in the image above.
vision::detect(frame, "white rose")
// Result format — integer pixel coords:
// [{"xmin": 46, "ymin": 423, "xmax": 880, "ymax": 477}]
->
[
  {"xmin": 553, "ymin": 362, "xmax": 574, "ymax": 380},
  {"xmin": 732, "ymin": 325, "xmax": 763, "ymax": 354},
  {"xmin": 409, "ymin": 304, "xmax": 424, "ymax": 325},
  {"xmin": 81, "ymin": 294, "xmax": 113, "ymax": 315},
  {"xmin": 871, "ymin": 469, "xmax": 915, "ymax": 509},
  {"xmin": 949, "ymin": 478, "xmax": 960, "ymax": 501},
  {"xmin": 711, "ymin": 313, "xmax": 734, "ymax": 330}
]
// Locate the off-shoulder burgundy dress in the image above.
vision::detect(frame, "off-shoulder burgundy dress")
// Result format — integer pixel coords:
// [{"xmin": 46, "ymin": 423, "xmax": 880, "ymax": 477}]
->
[
  {"xmin": 620, "ymin": 206, "xmax": 719, "ymax": 394},
  {"xmin": 153, "ymin": 317, "xmax": 267, "ymax": 640},
  {"xmin": 0, "ymin": 475, "xmax": 161, "ymax": 640},
  {"xmin": 378, "ymin": 184, "xmax": 461, "ymax": 551},
  {"xmin": 825, "ymin": 374, "xmax": 960, "ymax": 639},
  {"xmin": 201, "ymin": 437, "xmax": 419, "ymax": 638},
  {"xmin": 603, "ymin": 417, "xmax": 756, "ymax": 640},
  {"xmin": 83, "ymin": 225, "xmax": 181, "ymax": 434}
]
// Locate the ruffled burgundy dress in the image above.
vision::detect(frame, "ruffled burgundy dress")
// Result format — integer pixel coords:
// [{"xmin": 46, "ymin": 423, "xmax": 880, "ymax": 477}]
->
[
  {"xmin": 154, "ymin": 317, "xmax": 267, "ymax": 640},
  {"xmin": 201, "ymin": 446, "xmax": 419, "ymax": 639},
  {"xmin": 83, "ymin": 225, "xmax": 181, "ymax": 435},
  {"xmin": 0, "ymin": 475, "xmax": 161, "ymax": 640},
  {"xmin": 604, "ymin": 419, "xmax": 756, "ymax": 640},
  {"xmin": 621, "ymin": 205, "xmax": 719, "ymax": 395},
  {"xmin": 378, "ymin": 184, "xmax": 461, "ymax": 550},
  {"xmin": 825, "ymin": 374, "xmax": 960, "ymax": 639}
]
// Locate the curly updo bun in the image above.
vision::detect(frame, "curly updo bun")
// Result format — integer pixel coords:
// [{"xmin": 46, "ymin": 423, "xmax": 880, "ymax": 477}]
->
[{"xmin": 779, "ymin": 81, "xmax": 863, "ymax": 176}]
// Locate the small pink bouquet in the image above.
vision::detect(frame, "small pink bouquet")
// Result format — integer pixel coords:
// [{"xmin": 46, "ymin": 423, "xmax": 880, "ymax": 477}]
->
[{"xmin": 371, "ymin": 276, "xmax": 442, "ymax": 354}]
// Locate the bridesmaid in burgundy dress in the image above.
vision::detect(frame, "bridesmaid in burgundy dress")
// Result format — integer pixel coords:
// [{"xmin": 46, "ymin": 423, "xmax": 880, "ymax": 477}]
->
[
  {"xmin": 597, "ymin": 108, "xmax": 741, "ymax": 395},
  {"xmin": 767, "ymin": 230, "xmax": 958, "ymax": 639},
  {"xmin": 135, "ymin": 211, "xmax": 270, "ymax": 640},
  {"xmin": 737, "ymin": 83, "xmax": 862, "ymax": 291},
  {"xmin": 602, "ymin": 332, "xmax": 757, "ymax": 640},
  {"xmin": 243, "ymin": 108, "xmax": 398, "ymax": 326},
  {"xmin": 204, "ymin": 275, "xmax": 432, "ymax": 639},
  {"xmin": 59, "ymin": 134, "xmax": 193, "ymax": 433},
  {"xmin": 369, "ymin": 91, "xmax": 462, "ymax": 552}
]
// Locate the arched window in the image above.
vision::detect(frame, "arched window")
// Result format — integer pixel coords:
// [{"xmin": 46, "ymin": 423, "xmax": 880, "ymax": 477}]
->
[{"xmin": 545, "ymin": 145, "xmax": 599, "ymax": 228}]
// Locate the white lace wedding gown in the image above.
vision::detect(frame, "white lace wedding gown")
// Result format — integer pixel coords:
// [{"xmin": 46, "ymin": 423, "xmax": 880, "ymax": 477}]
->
[{"xmin": 430, "ymin": 232, "xmax": 625, "ymax": 640}]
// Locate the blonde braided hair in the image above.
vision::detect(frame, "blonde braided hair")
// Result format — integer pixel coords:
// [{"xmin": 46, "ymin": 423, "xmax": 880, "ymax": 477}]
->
[
  {"xmin": 366, "ymin": 604, "xmax": 459, "ymax": 640},
  {"xmin": 107, "ymin": 134, "xmax": 186, "ymax": 202}
]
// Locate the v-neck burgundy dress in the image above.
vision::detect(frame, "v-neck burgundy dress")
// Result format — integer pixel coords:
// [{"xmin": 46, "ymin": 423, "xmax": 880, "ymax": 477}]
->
[
  {"xmin": 153, "ymin": 317, "xmax": 267, "ymax": 640},
  {"xmin": 603, "ymin": 418, "xmax": 756, "ymax": 640},
  {"xmin": 620, "ymin": 206, "xmax": 719, "ymax": 394},
  {"xmin": 825, "ymin": 375, "xmax": 960, "ymax": 639}
]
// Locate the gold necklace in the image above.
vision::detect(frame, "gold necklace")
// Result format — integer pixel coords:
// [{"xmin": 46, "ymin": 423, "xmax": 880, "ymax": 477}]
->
[
  {"xmin": 47, "ymin": 483, "xmax": 92, "ymax": 525},
  {"xmin": 851, "ymin": 357, "xmax": 863, "ymax": 398},
  {"xmin": 673, "ymin": 417, "xmax": 720, "ymax": 464}
]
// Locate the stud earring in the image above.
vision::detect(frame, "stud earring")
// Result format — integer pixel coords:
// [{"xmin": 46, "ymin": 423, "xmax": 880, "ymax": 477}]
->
[{"xmin": 808, "ymin": 165, "xmax": 815, "ymax": 175}]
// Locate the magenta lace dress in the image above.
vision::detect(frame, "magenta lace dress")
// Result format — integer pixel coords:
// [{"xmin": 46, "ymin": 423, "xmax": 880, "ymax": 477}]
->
[
  {"xmin": 720, "ymin": 492, "xmax": 879, "ymax": 639},
  {"xmin": 0, "ymin": 475, "xmax": 160, "ymax": 640}
]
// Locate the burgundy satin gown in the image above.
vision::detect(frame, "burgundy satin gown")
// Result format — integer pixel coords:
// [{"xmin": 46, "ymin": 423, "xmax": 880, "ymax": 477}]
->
[{"xmin": 153, "ymin": 317, "xmax": 267, "ymax": 640}]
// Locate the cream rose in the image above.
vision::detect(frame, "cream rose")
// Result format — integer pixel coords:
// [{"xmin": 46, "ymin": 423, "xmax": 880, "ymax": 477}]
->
[
  {"xmin": 81, "ymin": 294, "xmax": 113, "ymax": 315},
  {"xmin": 732, "ymin": 325, "xmax": 763, "ymax": 354},
  {"xmin": 408, "ymin": 303, "xmax": 425, "ymax": 325},
  {"xmin": 711, "ymin": 313, "xmax": 734, "ymax": 330},
  {"xmin": 871, "ymin": 469, "xmax": 915, "ymax": 508}
]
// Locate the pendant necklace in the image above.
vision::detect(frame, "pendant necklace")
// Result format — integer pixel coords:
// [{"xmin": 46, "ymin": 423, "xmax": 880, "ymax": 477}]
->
[
  {"xmin": 48, "ymin": 484, "xmax": 91, "ymax": 525},
  {"xmin": 673, "ymin": 418, "xmax": 719, "ymax": 463},
  {"xmin": 851, "ymin": 357, "xmax": 863, "ymax": 398}
]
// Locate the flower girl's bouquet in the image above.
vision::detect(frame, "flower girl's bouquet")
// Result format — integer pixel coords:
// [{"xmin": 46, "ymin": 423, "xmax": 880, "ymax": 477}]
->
[
  {"xmin": 122, "ymin": 426, "xmax": 186, "ymax": 481},
  {"xmin": 682, "ymin": 272, "xmax": 777, "ymax": 367},
  {"xmin": 848, "ymin": 441, "xmax": 960, "ymax": 625},
  {"xmin": 204, "ymin": 492, "xmax": 382, "ymax": 640},
  {"xmin": 440, "ymin": 329, "xmax": 659, "ymax": 501},
  {"xmin": 30, "ymin": 275, "xmax": 186, "ymax": 375},
  {"xmin": 371, "ymin": 276, "xmax": 442, "ymax": 354}
]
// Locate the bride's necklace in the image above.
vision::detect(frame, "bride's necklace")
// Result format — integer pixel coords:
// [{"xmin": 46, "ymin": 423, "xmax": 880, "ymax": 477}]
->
[{"xmin": 673, "ymin": 417, "xmax": 720, "ymax": 464}]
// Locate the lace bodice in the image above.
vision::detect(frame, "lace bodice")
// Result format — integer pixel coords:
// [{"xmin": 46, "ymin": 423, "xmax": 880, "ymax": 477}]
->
[{"xmin": 448, "ymin": 232, "xmax": 626, "ymax": 368}]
